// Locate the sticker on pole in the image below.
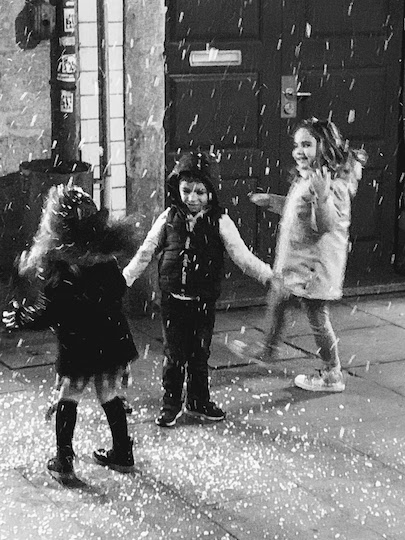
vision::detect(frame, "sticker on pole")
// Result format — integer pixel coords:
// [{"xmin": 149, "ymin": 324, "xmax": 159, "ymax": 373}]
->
[
  {"xmin": 63, "ymin": 8, "xmax": 75, "ymax": 33},
  {"xmin": 57, "ymin": 54, "xmax": 76, "ymax": 82},
  {"xmin": 60, "ymin": 90, "xmax": 74, "ymax": 113}
]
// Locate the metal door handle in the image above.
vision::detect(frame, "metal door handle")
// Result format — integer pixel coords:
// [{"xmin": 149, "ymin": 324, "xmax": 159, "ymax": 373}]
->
[
  {"xmin": 281, "ymin": 76, "xmax": 312, "ymax": 118},
  {"xmin": 284, "ymin": 88, "xmax": 312, "ymax": 99}
]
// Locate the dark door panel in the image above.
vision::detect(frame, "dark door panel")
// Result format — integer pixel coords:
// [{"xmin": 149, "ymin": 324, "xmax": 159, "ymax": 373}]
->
[
  {"xmin": 165, "ymin": 0, "xmax": 282, "ymax": 304},
  {"xmin": 279, "ymin": 0, "xmax": 404, "ymax": 286},
  {"xmin": 165, "ymin": 0, "xmax": 405, "ymax": 303}
]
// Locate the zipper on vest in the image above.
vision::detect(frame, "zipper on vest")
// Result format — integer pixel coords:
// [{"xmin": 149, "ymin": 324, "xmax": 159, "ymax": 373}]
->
[{"xmin": 181, "ymin": 235, "xmax": 191, "ymax": 289}]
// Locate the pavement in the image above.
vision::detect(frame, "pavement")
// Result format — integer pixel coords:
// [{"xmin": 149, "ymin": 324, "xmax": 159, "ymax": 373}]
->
[{"xmin": 1, "ymin": 292, "xmax": 405, "ymax": 539}]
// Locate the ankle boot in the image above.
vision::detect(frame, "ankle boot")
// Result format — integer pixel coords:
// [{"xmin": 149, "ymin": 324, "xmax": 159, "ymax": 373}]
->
[
  {"xmin": 93, "ymin": 397, "xmax": 135, "ymax": 473},
  {"xmin": 47, "ymin": 399, "xmax": 77, "ymax": 483},
  {"xmin": 93, "ymin": 436, "xmax": 135, "ymax": 473}
]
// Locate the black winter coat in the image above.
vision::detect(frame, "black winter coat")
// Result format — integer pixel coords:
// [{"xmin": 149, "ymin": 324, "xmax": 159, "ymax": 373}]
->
[{"xmin": 17, "ymin": 257, "xmax": 138, "ymax": 379}]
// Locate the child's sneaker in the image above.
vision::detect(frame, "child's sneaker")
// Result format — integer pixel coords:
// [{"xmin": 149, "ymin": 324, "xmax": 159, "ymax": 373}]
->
[
  {"xmin": 155, "ymin": 404, "xmax": 183, "ymax": 427},
  {"xmin": 93, "ymin": 437, "xmax": 135, "ymax": 473},
  {"xmin": 294, "ymin": 368, "xmax": 345, "ymax": 392},
  {"xmin": 47, "ymin": 454, "xmax": 76, "ymax": 484},
  {"xmin": 185, "ymin": 400, "xmax": 226, "ymax": 421}
]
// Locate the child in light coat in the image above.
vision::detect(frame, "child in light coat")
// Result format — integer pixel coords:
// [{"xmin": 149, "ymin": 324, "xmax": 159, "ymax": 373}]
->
[
  {"xmin": 247, "ymin": 118, "xmax": 367, "ymax": 392},
  {"xmin": 123, "ymin": 152, "xmax": 273, "ymax": 426}
]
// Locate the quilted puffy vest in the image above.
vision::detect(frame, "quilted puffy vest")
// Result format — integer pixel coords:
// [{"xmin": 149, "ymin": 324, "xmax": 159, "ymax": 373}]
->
[{"xmin": 158, "ymin": 207, "xmax": 225, "ymax": 299}]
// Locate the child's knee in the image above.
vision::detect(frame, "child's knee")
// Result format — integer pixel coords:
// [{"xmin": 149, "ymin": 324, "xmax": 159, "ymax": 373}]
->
[{"xmin": 58, "ymin": 376, "xmax": 87, "ymax": 400}]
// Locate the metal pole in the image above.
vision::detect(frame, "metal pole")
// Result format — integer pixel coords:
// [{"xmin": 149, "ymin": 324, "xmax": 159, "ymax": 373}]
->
[
  {"xmin": 96, "ymin": 0, "xmax": 111, "ymax": 207},
  {"xmin": 50, "ymin": 0, "xmax": 80, "ymax": 167}
]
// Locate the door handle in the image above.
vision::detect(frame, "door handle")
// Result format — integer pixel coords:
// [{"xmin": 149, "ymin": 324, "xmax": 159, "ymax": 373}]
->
[
  {"xmin": 283, "ymin": 88, "xmax": 312, "ymax": 99},
  {"xmin": 281, "ymin": 76, "xmax": 311, "ymax": 118}
]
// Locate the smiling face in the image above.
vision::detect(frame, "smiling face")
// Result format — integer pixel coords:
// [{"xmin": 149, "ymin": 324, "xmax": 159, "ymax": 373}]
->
[
  {"xmin": 292, "ymin": 127, "xmax": 319, "ymax": 172},
  {"xmin": 179, "ymin": 179, "xmax": 209, "ymax": 214}
]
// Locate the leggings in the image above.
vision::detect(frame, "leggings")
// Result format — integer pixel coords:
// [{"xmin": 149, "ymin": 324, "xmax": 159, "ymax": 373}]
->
[{"xmin": 263, "ymin": 282, "xmax": 340, "ymax": 370}]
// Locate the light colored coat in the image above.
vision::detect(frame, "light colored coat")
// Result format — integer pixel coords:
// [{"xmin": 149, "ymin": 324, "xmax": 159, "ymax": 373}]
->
[{"xmin": 275, "ymin": 164, "xmax": 360, "ymax": 300}]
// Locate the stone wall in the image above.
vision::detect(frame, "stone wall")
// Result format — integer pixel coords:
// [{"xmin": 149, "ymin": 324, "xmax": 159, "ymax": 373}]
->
[
  {"xmin": 0, "ymin": 1, "xmax": 52, "ymax": 302},
  {"xmin": 124, "ymin": 0, "xmax": 166, "ymax": 314},
  {"xmin": 0, "ymin": 1, "xmax": 52, "ymax": 175}
]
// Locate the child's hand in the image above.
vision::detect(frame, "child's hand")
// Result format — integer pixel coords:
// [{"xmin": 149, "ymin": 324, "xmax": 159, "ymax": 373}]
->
[
  {"xmin": 250, "ymin": 193, "xmax": 285, "ymax": 215},
  {"xmin": 310, "ymin": 167, "xmax": 331, "ymax": 199},
  {"xmin": 2, "ymin": 309, "xmax": 18, "ymax": 330},
  {"xmin": 250, "ymin": 193, "xmax": 273, "ymax": 207}
]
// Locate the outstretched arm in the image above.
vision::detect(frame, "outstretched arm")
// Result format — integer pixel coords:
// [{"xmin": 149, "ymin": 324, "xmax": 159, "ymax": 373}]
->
[
  {"xmin": 122, "ymin": 209, "xmax": 168, "ymax": 287},
  {"xmin": 250, "ymin": 193, "xmax": 286, "ymax": 215},
  {"xmin": 219, "ymin": 213, "xmax": 273, "ymax": 284}
]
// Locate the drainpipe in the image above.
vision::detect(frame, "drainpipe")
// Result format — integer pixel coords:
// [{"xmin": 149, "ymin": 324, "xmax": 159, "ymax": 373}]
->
[
  {"xmin": 19, "ymin": 0, "xmax": 93, "ymax": 248},
  {"xmin": 96, "ymin": 0, "xmax": 111, "ymax": 209},
  {"xmin": 49, "ymin": 0, "xmax": 80, "ymax": 166}
]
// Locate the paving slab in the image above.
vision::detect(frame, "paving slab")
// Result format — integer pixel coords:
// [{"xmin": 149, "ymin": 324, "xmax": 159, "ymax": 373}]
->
[
  {"xmin": 210, "ymin": 328, "xmax": 304, "ymax": 369},
  {"xmin": 328, "ymin": 413, "xmax": 405, "ymax": 474},
  {"xmin": 2, "ymin": 296, "xmax": 405, "ymax": 539},
  {"xmin": 345, "ymin": 294, "xmax": 405, "ymax": 328},
  {"xmin": 214, "ymin": 307, "xmax": 262, "ymax": 332},
  {"xmin": 287, "ymin": 324, "xmax": 405, "ymax": 367},
  {"xmin": 0, "ymin": 367, "xmax": 27, "ymax": 393},
  {"xmin": 242, "ymin": 301, "xmax": 385, "ymax": 336},
  {"xmin": 129, "ymin": 418, "xmax": 405, "ymax": 540},
  {"xmin": 130, "ymin": 314, "xmax": 163, "ymax": 341},
  {"xmin": 348, "ymin": 360, "xmax": 405, "ymax": 396},
  {"xmin": 0, "ymin": 469, "xmax": 85, "ymax": 540}
]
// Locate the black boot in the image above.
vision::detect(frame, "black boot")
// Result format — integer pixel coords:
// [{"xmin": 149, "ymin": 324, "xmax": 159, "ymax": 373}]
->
[
  {"xmin": 47, "ymin": 399, "xmax": 77, "ymax": 483},
  {"xmin": 93, "ymin": 397, "xmax": 135, "ymax": 473}
]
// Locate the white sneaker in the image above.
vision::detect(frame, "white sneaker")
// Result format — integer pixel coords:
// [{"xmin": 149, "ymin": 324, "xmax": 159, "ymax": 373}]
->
[{"xmin": 294, "ymin": 369, "xmax": 345, "ymax": 392}]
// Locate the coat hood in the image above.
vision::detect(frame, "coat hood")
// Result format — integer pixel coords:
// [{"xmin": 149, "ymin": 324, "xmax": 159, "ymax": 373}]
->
[
  {"xmin": 334, "ymin": 153, "xmax": 365, "ymax": 198},
  {"xmin": 45, "ymin": 217, "xmax": 139, "ymax": 266},
  {"xmin": 166, "ymin": 152, "xmax": 220, "ymax": 210}
]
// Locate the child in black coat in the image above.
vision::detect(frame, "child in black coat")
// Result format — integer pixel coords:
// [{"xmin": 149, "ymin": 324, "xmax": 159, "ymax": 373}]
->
[{"xmin": 2, "ymin": 184, "xmax": 138, "ymax": 484}]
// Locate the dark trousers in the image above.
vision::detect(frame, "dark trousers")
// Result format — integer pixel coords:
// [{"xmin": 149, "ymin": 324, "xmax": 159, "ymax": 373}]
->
[
  {"xmin": 160, "ymin": 293, "xmax": 216, "ymax": 407},
  {"xmin": 263, "ymin": 281, "xmax": 340, "ymax": 370}
]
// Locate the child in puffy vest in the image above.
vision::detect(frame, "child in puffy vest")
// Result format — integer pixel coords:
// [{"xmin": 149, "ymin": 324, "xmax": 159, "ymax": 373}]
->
[{"xmin": 123, "ymin": 152, "xmax": 273, "ymax": 427}]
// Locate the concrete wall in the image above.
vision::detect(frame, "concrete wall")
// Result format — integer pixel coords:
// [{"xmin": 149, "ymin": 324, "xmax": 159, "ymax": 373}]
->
[
  {"xmin": 124, "ymin": 0, "xmax": 166, "ymax": 314},
  {"xmin": 0, "ymin": 1, "xmax": 51, "ymax": 175}
]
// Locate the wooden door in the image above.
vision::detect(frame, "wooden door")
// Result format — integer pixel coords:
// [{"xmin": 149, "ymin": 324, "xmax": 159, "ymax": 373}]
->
[
  {"xmin": 164, "ymin": 1, "xmax": 282, "ymax": 306},
  {"xmin": 279, "ymin": 0, "xmax": 405, "ymax": 288},
  {"xmin": 165, "ymin": 0, "xmax": 405, "ymax": 304}
]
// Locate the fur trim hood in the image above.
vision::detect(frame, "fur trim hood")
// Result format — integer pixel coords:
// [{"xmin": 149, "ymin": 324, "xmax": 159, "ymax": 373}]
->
[{"xmin": 44, "ymin": 217, "xmax": 139, "ymax": 266}]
